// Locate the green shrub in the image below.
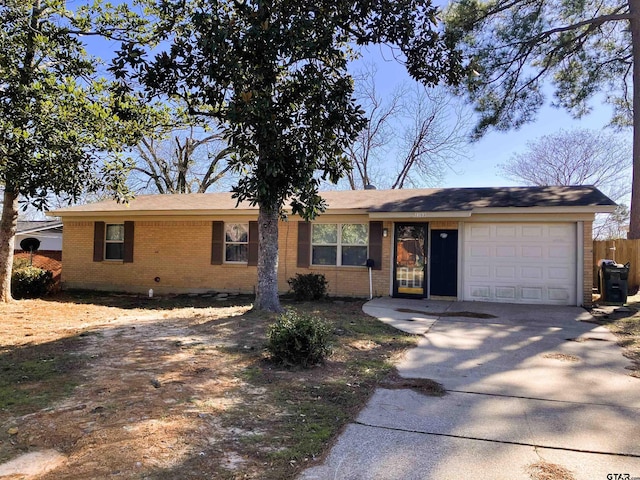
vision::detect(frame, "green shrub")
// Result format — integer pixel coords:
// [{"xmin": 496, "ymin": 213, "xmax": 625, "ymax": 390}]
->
[
  {"xmin": 12, "ymin": 257, "xmax": 30, "ymax": 270},
  {"xmin": 267, "ymin": 310, "xmax": 333, "ymax": 367},
  {"xmin": 287, "ymin": 273, "xmax": 328, "ymax": 301},
  {"xmin": 11, "ymin": 266, "xmax": 54, "ymax": 299}
]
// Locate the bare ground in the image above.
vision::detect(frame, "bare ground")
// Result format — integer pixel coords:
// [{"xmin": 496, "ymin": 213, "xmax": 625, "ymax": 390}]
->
[{"xmin": 0, "ymin": 293, "xmax": 417, "ymax": 479}]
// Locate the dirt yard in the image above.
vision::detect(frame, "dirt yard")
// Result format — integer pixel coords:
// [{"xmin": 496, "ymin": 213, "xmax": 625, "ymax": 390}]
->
[{"xmin": 0, "ymin": 292, "xmax": 419, "ymax": 479}]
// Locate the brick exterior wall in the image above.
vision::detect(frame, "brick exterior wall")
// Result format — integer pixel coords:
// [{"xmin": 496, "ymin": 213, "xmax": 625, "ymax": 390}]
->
[
  {"xmin": 62, "ymin": 216, "xmax": 595, "ymax": 304},
  {"xmin": 583, "ymin": 221, "xmax": 594, "ymax": 308},
  {"xmin": 62, "ymin": 216, "xmax": 386, "ymax": 296}
]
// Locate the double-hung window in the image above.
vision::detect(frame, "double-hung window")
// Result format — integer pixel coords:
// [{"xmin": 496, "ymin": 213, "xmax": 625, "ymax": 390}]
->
[
  {"xmin": 225, "ymin": 223, "xmax": 249, "ymax": 263},
  {"xmin": 311, "ymin": 223, "xmax": 368, "ymax": 266},
  {"xmin": 105, "ymin": 224, "xmax": 125, "ymax": 260}
]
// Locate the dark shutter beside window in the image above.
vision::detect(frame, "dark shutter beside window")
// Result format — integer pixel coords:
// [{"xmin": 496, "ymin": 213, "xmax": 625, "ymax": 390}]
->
[
  {"xmin": 211, "ymin": 221, "xmax": 224, "ymax": 265},
  {"xmin": 248, "ymin": 221, "xmax": 259, "ymax": 266},
  {"xmin": 93, "ymin": 222, "xmax": 105, "ymax": 262},
  {"xmin": 297, "ymin": 222, "xmax": 311, "ymax": 268},
  {"xmin": 369, "ymin": 221, "xmax": 383, "ymax": 271},
  {"xmin": 123, "ymin": 221, "xmax": 135, "ymax": 263}
]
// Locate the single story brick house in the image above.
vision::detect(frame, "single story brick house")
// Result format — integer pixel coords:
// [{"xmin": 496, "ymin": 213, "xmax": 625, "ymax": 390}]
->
[{"xmin": 49, "ymin": 186, "xmax": 616, "ymax": 306}]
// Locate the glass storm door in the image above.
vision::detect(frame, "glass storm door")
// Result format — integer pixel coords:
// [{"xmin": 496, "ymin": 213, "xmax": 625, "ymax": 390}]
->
[{"xmin": 393, "ymin": 223, "xmax": 427, "ymax": 297}]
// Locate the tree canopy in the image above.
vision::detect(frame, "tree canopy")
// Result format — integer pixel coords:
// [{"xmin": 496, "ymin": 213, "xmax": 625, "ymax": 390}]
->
[
  {"xmin": 498, "ymin": 129, "xmax": 631, "ymax": 201},
  {"xmin": 444, "ymin": 0, "xmax": 640, "ymax": 237},
  {"xmin": 115, "ymin": 0, "xmax": 463, "ymax": 311},
  {"xmin": 130, "ymin": 124, "xmax": 234, "ymax": 194},
  {"xmin": 344, "ymin": 65, "xmax": 468, "ymax": 190},
  {"xmin": 0, "ymin": 0, "xmax": 154, "ymax": 301}
]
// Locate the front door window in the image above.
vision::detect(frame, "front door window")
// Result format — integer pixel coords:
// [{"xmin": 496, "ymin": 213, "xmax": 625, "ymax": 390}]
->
[{"xmin": 394, "ymin": 224, "xmax": 427, "ymax": 297}]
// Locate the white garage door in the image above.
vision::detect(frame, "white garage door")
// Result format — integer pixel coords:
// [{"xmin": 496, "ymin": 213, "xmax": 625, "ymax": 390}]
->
[{"xmin": 463, "ymin": 223, "xmax": 577, "ymax": 305}]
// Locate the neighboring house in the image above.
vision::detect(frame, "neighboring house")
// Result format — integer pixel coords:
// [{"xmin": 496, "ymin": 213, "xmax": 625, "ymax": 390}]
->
[
  {"xmin": 16, "ymin": 220, "xmax": 63, "ymax": 252},
  {"xmin": 48, "ymin": 186, "xmax": 616, "ymax": 307},
  {"xmin": 14, "ymin": 220, "xmax": 63, "ymax": 285}
]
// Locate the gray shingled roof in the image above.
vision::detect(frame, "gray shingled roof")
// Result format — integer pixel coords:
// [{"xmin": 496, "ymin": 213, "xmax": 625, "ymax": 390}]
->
[
  {"xmin": 17, "ymin": 220, "xmax": 63, "ymax": 234},
  {"xmin": 49, "ymin": 185, "xmax": 616, "ymax": 216},
  {"xmin": 361, "ymin": 186, "xmax": 617, "ymax": 212}
]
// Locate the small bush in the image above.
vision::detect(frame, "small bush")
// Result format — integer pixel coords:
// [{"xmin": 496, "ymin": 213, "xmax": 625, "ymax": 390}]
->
[
  {"xmin": 287, "ymin": 273, "xmax": 328, "ymax": 301},
  {"xmin": 12, "ymin": 257, "xmax": 31, "ymax": 270},
  {"xmin": 11, "ymin": 266, "xmax": 54, "ymax": 299},
  {"xmin": 267, "ymin": 309, "xmax": 333, "ymax": 367}
]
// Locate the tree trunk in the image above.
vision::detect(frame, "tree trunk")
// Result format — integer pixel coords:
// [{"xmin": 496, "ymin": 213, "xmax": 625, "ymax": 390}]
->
[
  {"xmin": 629, "ymin": 0, "xmax": 640, "ymax": 238},
  {"xmin": 254, "ymin": 202, "xmax": 283, "ymax": 312},
  {"xmin": 0, "ymin": 190, "xmax": 19, "ymax": 302}
]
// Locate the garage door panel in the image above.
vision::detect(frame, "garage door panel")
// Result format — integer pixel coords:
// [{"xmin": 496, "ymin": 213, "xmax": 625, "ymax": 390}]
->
[
  {"xmin": 520, "ymin": 266, "xmax": 543, "ymax": 279},
  {"xmin": 469, "ymin": 265, "xmax": 491, "ymax": 278},
  {"xmin": 549, "ymin": 245, "xmax": 571, "ymax": 258},
  {"xmin": 469, "ymin": 244, "xmax": 492, "ymax": 257},
  {"xmin": 469, "ymin": 225, "xmax": 491, "ymax": 237},
  {"xmin": 549, "ymin": 225, "xmax": 574, "ymax": 237},
  {"xmin": 521, "ymin": 286, "xmax": 544, "ymax": 301},
  {"xmin": 548, "ymin": 266, "xmax": 572, "ymax": 280},
  {"xmin": 496, "ymin": 245, "xmax": 516, "ymax": 257},
  {"xmin": 468, "ymin": 285, "xmax": 490, "ymax": 299},
  {"xmin": 496, "ymin": 225, "xmax": 517, "ymax": 237},
  {"xmin": 549, "ymin": 287, "xmax": 571, "ymax": 301},
  {"xmin": 495, "ymin": 266, "xmax": 516, "ymax": 279},
  {"xmin": 521, "ymin": 246, "xmax": 543, "ymax": 258},
  {"xmin": 496, "ymin": 286, "xmax": 516, "ymax": 300},
  {"xmin": 463, "ymin": 223, "xmax": 576, "ymax": 305},
  {"xmin": 522, "ymin": 225, "xmax": 544, "ymax": 237}
]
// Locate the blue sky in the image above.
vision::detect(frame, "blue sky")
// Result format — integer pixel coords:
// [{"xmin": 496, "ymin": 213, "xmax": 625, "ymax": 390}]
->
[
  {"xmin": 87, "ymin": 4, "xmax": 632, "ymax": 193},
  {"xmin": 354, "ymin": 45, "xmax": 629, "ymax": 190}
]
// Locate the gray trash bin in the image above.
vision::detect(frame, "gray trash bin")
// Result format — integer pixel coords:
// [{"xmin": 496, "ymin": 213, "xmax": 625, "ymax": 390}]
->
[{"xmin": 597, "ymin": 259, "xmax": 630, "ymax": 304}]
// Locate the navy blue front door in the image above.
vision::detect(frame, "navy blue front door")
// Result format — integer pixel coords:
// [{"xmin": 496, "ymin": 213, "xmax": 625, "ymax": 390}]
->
[{"xmin": 430, "ymin": 229, "xmax": 458, "ymax": 297}]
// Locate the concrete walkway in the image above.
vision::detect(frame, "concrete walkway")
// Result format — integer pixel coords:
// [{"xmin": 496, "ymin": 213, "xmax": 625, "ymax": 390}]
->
[{"xmin": 300, "ymin": 298, "xmax": 640, "ymax": 480}]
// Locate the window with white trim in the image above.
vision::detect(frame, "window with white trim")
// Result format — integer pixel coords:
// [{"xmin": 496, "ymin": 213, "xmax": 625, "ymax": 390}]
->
[
  {"xmin": 105, "ymin": 224, "xmax": 124, "ymax": 260},
  {"xmin": 311, "ymin": 223, "xmax": 368, "ymax": 266},
  {"xmin": 225, "ymin": 223, "xmax": 248, "ymax": 263}
]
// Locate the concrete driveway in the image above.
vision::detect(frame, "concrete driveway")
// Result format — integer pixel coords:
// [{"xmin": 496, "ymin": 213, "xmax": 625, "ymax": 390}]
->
[{"xmin": 299, "ymin": 298, "xmax": 640, "ymax": 480}]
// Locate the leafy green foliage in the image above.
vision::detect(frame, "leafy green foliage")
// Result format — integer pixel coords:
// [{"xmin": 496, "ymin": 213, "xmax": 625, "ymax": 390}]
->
[
  {"xmin": 116, "ymin": 0, "xmax": 462, "ymax": 218},
  {"xmin": 0, "ymin": 0, "xmax": 155, "ymax": 208},
  {"xmin": 444, "ymin": 0, "xmax": 632, "ymax": 138},
  {"xmin": 12, "ymin": 257, "xmax": 30, "ymax": 270},
  {"xmin": 112, "ymin": 0, "xmax": 463, "ymax": 310},
  {"xmin": 287, "ymin": 273, "xmax": 328, "ymax": 301},
  {"xmin": 0, "ymin": 0, "xmax": 162, "ymax": 301},
  {"xmin": 267, "ymin": 310, "xmax": 333, "ymax": 367},
  {"xmin": 11, "ymin": 266, "xmax": 53, "ymax": 299}
]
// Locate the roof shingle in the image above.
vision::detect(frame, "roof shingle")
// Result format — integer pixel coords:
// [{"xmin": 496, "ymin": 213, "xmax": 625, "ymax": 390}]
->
[{"xmin": 49, "ymin": 185, "xmax": 616, "ymax": 216}]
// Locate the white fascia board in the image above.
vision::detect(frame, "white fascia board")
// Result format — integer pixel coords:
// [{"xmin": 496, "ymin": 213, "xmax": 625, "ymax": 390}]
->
[
  {"xmin": 50, "ymin": 209, "xmax": 259, "ymax": 218},
  {"xmin": 472, "ymin": 206, "xmax": 617, "ymax": 215},
  {"xmin": 368, "ymin": 211, "xmax": 472, "ymax": 219},
  {"xmin": 17, "ymin": 223, "xmax": 63, "ymax": 234}
]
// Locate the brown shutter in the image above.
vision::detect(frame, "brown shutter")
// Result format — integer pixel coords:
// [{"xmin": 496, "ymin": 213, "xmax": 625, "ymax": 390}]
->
[
  {"xmin": 93, "ymin": 222, "xmax": 105, "ymax": 262},
  {"xmin": 123, "ymin": 221, "xmax": 135, "ymax": 263},
  {"xmin": 369, "ymin": 221, "xmax": 383, "ymax": 271},
  {"xmin": 248, "ymin": 221, "xmax": 259, "ymax": 266},
  {"xmin": 297, "ymin": 221, "xmax": 311, "ymax": 268},
  {"xmin": 211, "ymin": 221, "xmax": 224, "ymax": 265}
]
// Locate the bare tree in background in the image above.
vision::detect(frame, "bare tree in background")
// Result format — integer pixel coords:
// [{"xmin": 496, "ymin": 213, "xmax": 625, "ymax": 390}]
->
[
  {"xmin": 130, "ymin": 124, "xmax": 234, "ymax": 194},
  {"xmin": 498, "ymin": 129, "xmax": 632, "ymax": 239},
  {"xmin": 498, "ymin": 129, "xmax": 632, "ymax": 201},
  {"xmin": 595, "ymin": 204, "xmax": 630, "ymax": 240},
  {"xmin": 345, "ymin": 65, "xmax": 469, "ymax": 190}
]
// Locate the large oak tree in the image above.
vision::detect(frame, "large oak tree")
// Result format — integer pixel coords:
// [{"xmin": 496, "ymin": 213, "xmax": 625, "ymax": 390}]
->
[
  {"xmin": 115, "ymin": 0, "xmax": 463, "ymax": 311},
  {"xmin": 444, "ymin": 0, "xmax": 640, "ymax": 237}
]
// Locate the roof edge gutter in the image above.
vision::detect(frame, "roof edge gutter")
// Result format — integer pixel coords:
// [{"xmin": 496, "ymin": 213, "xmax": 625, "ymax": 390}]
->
[{"xmin": 368, "ymin": 211, "xmax": 472, "ymax": 219}]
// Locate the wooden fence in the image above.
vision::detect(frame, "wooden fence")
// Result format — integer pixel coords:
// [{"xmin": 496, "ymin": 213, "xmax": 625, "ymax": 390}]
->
[{"xmin": 592, "ymin": 239, "xmax": 639, "ymax": 288}]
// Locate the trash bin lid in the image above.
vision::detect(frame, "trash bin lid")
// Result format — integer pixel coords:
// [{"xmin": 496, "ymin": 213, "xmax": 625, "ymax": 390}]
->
[{"xmin": 597, "ymin": 259, "xmax": 616, "ymax": 267}]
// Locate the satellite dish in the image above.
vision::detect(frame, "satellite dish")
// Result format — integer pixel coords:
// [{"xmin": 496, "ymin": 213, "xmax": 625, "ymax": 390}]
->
[{"xmin": 20, "ymin": 237, "xmax": 41, "ymax": 252}]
